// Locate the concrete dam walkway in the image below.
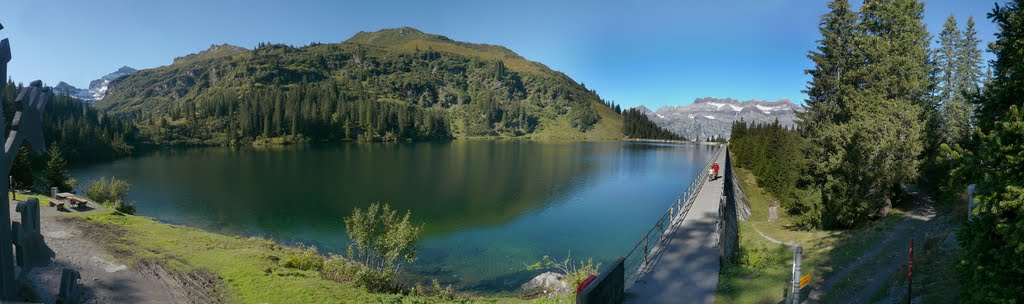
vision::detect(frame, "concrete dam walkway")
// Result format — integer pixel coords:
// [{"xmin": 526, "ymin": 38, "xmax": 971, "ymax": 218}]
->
[{"xmin": 625, "ymin": 149, "xmax": 728, "ymax": 304}]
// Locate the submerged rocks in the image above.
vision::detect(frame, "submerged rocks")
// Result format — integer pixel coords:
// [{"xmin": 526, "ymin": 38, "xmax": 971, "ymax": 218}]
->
[{"xmin": 521, "ymin": 271, "xmax": 569, "ymax": 297}]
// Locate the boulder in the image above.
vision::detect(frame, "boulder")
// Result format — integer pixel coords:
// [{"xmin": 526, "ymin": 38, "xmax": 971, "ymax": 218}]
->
[{"xmin": 521, "ymin": 271, "xmax": 569, "ymax": 296}]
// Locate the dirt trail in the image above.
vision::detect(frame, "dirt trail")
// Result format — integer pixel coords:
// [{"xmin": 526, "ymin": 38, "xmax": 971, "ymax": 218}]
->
[
  {"xmin": 12, "ymin": 198, "xmax": 188, "ymax": 303},
  {"xmin": 808, "ymin": 188, "xmax": 945, "ymax": 303}
]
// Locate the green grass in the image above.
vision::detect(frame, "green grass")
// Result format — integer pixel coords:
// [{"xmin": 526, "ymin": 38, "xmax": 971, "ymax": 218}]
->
[
  {"xmin": 529, "ymin": 100, "xmax": 623, "ymax": 141},
  {"xmin": 35, "ymin": 199, "xmax": 530, "ymax": 304},
  {"xmin": 716, "ymin": 168, "xmax": 910, "ymax": 304}
]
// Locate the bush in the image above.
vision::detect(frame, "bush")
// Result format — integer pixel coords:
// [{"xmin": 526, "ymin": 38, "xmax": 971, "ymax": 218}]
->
[
  {"xmin": 85, "ymin": 177, "xmax": 131, "ymax": 206},
  {"xmin": 410, "ymin": 279, "xmax": 458, "ymax": 301},
  {"xmin": 343, "ymin": 202, "xmax": 422, "ymax": 293},
  {"xmin": 320, "ymin": 255, "xmax": 361, "ymax": 283},
  {"xmin": 740, "ymin": 245, "xmax": 783, "ymax": 270},
  {"xmin": 85, "ymin": 177, "xmax": 135, "ymax": 214},
  {"xmin": 112, "ymin": 199, "xmax": 137, "ymax": 215},
  {"xmin": 525, "ymin": 253, "xmax": 601, "ymax": 288},
  {"xmin": 282, "ymin": 246, "xmax": 325, "ymax": 271}
]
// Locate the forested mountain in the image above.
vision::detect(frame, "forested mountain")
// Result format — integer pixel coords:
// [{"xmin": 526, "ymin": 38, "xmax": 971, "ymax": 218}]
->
[
  {"xmin": 3, "ymin": 81, "xmax": 138, "ymax": 165},
  {"xmin": 94, "ymin": 27, "xmax": 622, "ymax": 145}
]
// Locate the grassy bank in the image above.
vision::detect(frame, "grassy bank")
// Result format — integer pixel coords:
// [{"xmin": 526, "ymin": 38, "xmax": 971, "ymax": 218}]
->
[
  {"xmin": 716, "ymin": 168, "xmax": 909, "ymax": 303},
  {"xmin": 44, "ymin": 202, "xmax": 529, "ymax": 303}
]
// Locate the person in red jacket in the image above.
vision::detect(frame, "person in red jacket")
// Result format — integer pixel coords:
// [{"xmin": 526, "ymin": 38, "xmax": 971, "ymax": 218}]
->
[{"xmin": 712, "ymin": 162, "xmax": 720, "ymax": 180}]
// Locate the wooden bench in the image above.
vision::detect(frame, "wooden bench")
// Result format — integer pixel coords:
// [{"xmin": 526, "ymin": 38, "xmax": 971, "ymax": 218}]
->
[
  {"xmin": 67, "ymin": 196, "xmax": 89, "ymax": 208},
  {"xmin": 47, "ymin": 198, "xmax": 65, "ymax": 208},
  {"xmin": 54, "ymin": 193, "xmax": 90, "ymax": 208}
]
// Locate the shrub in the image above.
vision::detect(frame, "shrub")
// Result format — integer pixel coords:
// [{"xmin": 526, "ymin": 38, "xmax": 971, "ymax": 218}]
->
[
  {"xmin": 740, "ymin": 245, "xmax": 783, "ymax": 270},
  {"xmin": 320, "ymin": 255, "xmax": 360, "ymax": 283},
  {"xmin": 282, "ymin": 246, "xmax": 325, "ymax": 271},
  {"xmin": 343, "ymin": 202, "xmax": 422, "ymax": 292},
  {"xmin": 85, "ymin": 177, "xmax": 135, "ymax": 214},
  {"xmin": 112, "ymin": 199, "xmax": 137, "ymax": 215},
  {"xmin": 411, "ymin": 279, "xmax": 458, "ymax": 301},
  {"xmin": 86, "ymin": 177, "xmax": 131, "ymax": 206},
  {"xmin": 525, "ymin": 252, "xmax": 601, "ymax": 288}
]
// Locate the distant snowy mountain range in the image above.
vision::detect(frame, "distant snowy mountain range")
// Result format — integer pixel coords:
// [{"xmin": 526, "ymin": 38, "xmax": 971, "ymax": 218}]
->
[
  {"xmin": 637, "ymin": 97, "xmax": 802, "ymax": 140},
  {"xmin": 52, "ymin": 66, "xmax": 138, "ymax": 102}
]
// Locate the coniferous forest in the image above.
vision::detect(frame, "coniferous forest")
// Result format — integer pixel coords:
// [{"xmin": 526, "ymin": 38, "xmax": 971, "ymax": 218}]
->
[
  {"xmin": 729, "ymin": 119, "xmax": 806, "ymax": 213},
  {"xmin": 3, "ymin": 81, "xmax": 137, "ymax": 164},
  {"xmin": 729, "ymin": 0, "xmax": 1024, "ymax": 300},
  {"xmin": 621, "ymin": 108, "xmax": 685, "ymax": 140}
]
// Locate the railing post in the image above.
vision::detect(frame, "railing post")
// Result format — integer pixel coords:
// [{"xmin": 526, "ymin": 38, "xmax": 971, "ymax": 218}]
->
[
  {"xmin": 659, "ymin": 217, "xmax": 665, "ymax": 239},
  {"xmin": 643, "ymin": 236, "xmax": 649, "ymax": 265}
]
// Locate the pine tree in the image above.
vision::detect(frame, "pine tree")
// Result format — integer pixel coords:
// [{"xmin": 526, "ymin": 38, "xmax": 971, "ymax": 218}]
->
[
  {"xmin": 803, "ymin": 0, "xmax": 931, "ymax": 228},
  {"xmin": 800, "ymin": 0, "xmax": 858, "ymax": 188},
  {"xmin": 936, "ymin": 15, "xmax": 963, "ymax": 107},
  {"xmin": 957, "ymin": 1, "xmax": 1024, "ymax": 301},
  {"xmin": 10, "ymin": 146, "xmax": 33, "ymax": 190},
  {"xmin": 958, "ymin": 16, "xmax": 985, "ymax": 95},
  {"xmin": 44, "ymin": 143, "xmax": 71, "ymax": 192}
]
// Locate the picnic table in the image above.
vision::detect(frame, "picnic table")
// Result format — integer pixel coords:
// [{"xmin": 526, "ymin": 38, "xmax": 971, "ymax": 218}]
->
[{"xmin": 51, "ymin": 193, "xmax": 89, "ymax": 208}]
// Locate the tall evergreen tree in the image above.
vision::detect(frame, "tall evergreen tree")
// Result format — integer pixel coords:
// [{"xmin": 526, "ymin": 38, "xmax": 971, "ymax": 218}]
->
[
  {"xmin": 957, "ymin": 1, "xmax": 1024, "ymax": 301},
  {"xmin": 837, "ymin": 0, "xmax": 929, "ymax": 227},
  {"xmin": 10, "ymin": 146, "xmax": 33, "ymax": 190},
  {"xmin": 936, "ymin": 15, "xmax": 963, "ymax": 107},
  {"xmin": 800, "ymin": 0, "xmax": 858, "ymax": 188},
  {"xmin": 44, "ymin": 144, "xmax": 71, "ymax": 192},
  {"xmin": 804, "ymin": 0, "xmax": 931, "ymax": 228},
  {"xmin": 926, "ymin": 14, "xmax": 988, "ymax": 205},
  {"xmin": 958, "ymin": 16, "xmax": 985, "ymax": 95}
]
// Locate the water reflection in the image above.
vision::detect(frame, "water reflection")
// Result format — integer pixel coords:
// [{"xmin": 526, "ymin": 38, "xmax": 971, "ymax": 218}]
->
[{"xmin": 72, "ymin": 141, "xmax": 715, "ymax": 292}]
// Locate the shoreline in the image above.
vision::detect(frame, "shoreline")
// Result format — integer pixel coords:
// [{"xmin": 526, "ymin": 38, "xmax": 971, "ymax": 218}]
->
[{"xmin": 16, "ymin": 193, "xmax": 527, "ymax": 303}]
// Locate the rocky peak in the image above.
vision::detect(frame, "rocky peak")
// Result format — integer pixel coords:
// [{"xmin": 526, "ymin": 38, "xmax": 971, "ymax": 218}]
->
[
  {"xmin": 640, "ymin": 97, "xmax": 803, "ymax": 141},
  {"xmin": 173, "ymin": 44, "xmax": 249, "ymax": 65}
]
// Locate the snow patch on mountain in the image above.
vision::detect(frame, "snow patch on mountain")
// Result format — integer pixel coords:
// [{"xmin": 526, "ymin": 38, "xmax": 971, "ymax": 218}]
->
[
  {"xmin": 637, "ymin": 97, "xmax": 802, "ymax": 141},
  {"xmin": 51, "ymin": 66, "xmax": 138, "ymax": 102},
  {"xmin": 89, "ymin": 66, "xmax": 138, "ymax": 101}
]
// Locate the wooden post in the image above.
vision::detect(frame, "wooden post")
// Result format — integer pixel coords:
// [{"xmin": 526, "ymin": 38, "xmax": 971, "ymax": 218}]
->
[
  {"xmin": 908, "ymin": 239, "xmax": 913, "ymax": 303},
  {"xmin": 791, "ymin": 245, "xmax": 803, "ymax": 304}
]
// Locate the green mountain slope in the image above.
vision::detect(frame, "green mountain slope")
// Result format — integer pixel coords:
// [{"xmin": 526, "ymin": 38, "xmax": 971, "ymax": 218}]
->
[{"xmin": 95, "ymin": 27, "xmax": 622, "ymax": 145}]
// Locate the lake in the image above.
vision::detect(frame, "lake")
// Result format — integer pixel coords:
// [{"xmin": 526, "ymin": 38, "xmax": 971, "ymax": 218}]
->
[{"xmin": 71, "ymin": 140, "xmax": 718, "ymax": 293}]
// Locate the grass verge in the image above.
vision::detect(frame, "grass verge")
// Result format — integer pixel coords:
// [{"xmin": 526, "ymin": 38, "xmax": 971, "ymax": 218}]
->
[
  {"xmin": 716, "ymin": 168, "xmax": 909, "ymax": 304},
  {"xmin": 62, "ymin": 207, "xmax": 527, "ymax": 303}
]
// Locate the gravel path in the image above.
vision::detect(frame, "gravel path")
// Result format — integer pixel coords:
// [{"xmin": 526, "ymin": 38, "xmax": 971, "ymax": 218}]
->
[
  {"xmin": 12, "ymin": 198, "xmax": 188, "ymax": 303},
  {"xmin": 808, "ymin": 189, "xmax": 941, "ymax": 303}
]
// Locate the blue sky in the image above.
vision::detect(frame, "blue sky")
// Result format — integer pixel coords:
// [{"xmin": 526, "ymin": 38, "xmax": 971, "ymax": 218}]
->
[{"xmin": 1, "ymin": 0, "xmax": 1000, "ymax": 109}]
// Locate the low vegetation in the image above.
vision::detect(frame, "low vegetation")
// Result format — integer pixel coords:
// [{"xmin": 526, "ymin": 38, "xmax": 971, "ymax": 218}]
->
[
  {"xmin": 717, "ymin": 168, "xmax": 912, "ymax": 303},
  {"xmin": 62, "ymin": 200, "xmax": 523, "ymax": 303},
  {"xmin": 342, "ymin": 202, "xmax": 423, "ymax": 293},
  {"xmin": 84, "ymin": 177, "xmax": 136, "ymax": 214},
  {"xmin": 524, "ymin": 253, "xmax": 600, "ymax": 303},
  {"xmin": 526, "ymin": 253, "xmax": 601, "ymax": 288}
]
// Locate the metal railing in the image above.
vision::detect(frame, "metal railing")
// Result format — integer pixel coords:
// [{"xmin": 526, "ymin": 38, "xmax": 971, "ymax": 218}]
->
[{"xmin": 622, "ymin": 145, "xmax": 724, "ymax": 288}]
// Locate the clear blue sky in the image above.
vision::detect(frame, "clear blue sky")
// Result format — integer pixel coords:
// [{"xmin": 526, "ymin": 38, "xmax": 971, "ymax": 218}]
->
[{"xmin": 2, "ymin": 0, "xmax": 1000, "ymax": 109}]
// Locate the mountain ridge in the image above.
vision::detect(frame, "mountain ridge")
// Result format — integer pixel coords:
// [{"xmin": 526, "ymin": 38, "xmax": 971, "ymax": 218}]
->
[
  {"xmin": 639, "ymin": 97, "xmax": 801, "ymax": 140},
  {"xmin": 51, "ymin": 66, "xmax": 138, "ymax": 102},
  {"xmin": 94, "ymin": 27, "xmax": 622, "ymax": 145}
]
